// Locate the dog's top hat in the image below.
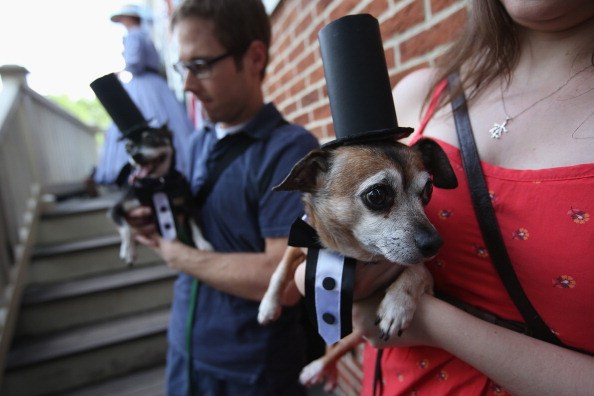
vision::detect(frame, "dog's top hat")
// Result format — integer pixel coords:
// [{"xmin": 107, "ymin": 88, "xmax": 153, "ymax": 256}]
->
[
  {"xmin": 318, "ymin": 14, "xmax": 413, "ymax": 149},
  {"xmin": 90, "ymin": 73, "xmax": 149, "ymax": 141}
]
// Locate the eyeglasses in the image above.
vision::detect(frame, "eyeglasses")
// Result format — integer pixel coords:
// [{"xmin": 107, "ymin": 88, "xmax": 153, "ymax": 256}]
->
[{"xmin": 173, "ymin": 52, "xmax": 233, "ymax": 80}]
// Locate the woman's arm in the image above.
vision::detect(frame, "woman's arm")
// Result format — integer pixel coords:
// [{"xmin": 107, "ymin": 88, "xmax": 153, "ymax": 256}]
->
[
  {"xmin": 296, "ymin": 261, "xmax": 594, "ymax": 395},
  {"xmin": 353, "ymin": 292, "xmax": 594, "ymax": 396}
]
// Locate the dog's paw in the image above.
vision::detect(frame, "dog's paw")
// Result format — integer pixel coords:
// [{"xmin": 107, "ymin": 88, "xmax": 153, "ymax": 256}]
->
[
  {"xmin": 118, "ymin": 226, "xmax": 137, "ymax": 265},
  {"xmin": 257, "ymin": 298, "xmax": 282, "ymax": 325},
  {"xmin": 299, "ymin": 358, "xmax": 326, "ymax": 386},
  {"xmin": 190, "ymin": 220, "xmax": 214, "ymax": 251},
  {"xmin": 374, "ymin": 264, "xmax": 432, "ymax": 340},
  {"xmin": 375, "ymin": 291, "xmax": 417, "ymax": 340}
]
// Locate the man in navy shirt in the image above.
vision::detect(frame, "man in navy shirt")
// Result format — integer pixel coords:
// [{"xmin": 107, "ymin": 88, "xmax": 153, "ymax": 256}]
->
[{"xmin": 129, "ymin": 0, "xmax": 319, "ymax": 394}]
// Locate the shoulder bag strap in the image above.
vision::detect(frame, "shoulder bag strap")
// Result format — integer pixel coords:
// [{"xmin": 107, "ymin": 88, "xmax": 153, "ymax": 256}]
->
[
  {"xmin": 194, "ymin": 133, "xmax": 255, "ymax": 207},
  {"xmin": 447, "ymin": 72, "xmax": 564, "ymax": 347},
  {"xmin": 186, "ymin": 132, "xmax": 254, "ymax": 395}
]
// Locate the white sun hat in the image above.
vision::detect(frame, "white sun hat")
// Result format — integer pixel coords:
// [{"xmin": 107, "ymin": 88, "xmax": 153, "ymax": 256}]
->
[{"xmin": 110, "ymin": 4, "xmax": 144, "ymax": 23}]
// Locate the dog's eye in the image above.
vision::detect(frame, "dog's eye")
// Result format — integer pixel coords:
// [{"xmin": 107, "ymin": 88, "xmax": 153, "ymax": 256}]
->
[
  {"xmin": 362, "ymin": 184, "xmax": 394, "ymax": 211},
  {"xmin": 421, "ymin": 180, "xmax": 433, "ymax": 205}
]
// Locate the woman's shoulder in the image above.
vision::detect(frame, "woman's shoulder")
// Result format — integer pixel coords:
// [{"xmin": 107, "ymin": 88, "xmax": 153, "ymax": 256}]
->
[{"xmin": 393, "ymin": 68, "xmax": 439, "ymax": 128}]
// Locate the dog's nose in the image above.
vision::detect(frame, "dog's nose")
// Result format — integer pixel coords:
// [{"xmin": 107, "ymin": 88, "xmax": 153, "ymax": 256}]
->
[{"xmin": 414, "ymin": 229, "xmax": 443, "ymax": 258}]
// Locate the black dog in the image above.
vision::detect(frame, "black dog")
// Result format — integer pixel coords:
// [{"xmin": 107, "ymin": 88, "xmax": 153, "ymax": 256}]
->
[
  {"xmin": 90, "ymin": 73, "xmax": 211, "ymax": 265},
  {"xmin": 113, "ymin": 125, "xmax": 212, "ymax": 264}
]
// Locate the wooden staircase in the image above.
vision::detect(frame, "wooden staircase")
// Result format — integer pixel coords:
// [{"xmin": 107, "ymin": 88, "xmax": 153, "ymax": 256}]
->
[{"xmin": 1, "ymin": 191, "xmax": 175, "ymax": 396}]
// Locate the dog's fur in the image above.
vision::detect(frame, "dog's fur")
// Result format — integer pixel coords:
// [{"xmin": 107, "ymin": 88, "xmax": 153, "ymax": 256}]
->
[
  {"xmin": 111, "ymin": 126, "xmax": 211, "ymax": 264},
  {"xmin": 258, "ymin": 137, "xmax": 457, "ymax": 340}
]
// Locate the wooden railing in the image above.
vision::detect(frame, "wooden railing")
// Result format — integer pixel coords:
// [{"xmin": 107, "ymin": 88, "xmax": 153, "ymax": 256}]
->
[{"xmin": 0, "ymin": 64, "xmax": 99, "ymax": 377}]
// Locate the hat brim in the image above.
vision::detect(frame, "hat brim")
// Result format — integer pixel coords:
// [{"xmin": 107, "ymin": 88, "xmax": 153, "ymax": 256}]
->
[
  {"xmin": 321, "ymin": 127, "xmax": 414, "ymax": 150},
  {"xmin": 110, "ymin": 13, "xmax": 140, "ymax": 23}
]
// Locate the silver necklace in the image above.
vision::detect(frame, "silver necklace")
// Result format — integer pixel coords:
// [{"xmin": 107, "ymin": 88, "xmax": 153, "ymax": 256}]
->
[{"xmin": 490, "ymin": 64, "xmax": 592, "ymax": 139}]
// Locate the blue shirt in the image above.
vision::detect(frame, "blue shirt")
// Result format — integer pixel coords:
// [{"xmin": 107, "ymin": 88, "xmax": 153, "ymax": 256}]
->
[
  {"xmin": 169, "ymin": 103, "xmax": 319, "ymax": 384},
  {"xmin": 123, "ymin": 26, "xmax": 161, "ymax": 75}
]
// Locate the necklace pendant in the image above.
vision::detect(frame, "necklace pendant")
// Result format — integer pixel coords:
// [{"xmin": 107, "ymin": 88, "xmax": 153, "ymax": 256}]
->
[{"xmin": 489, "ymin": 118, "xmax": 509, "ymax": 139}]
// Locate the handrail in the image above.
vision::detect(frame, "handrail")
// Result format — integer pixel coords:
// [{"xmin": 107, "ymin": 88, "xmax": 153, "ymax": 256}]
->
[{"xmin": 0, "ymin": 64, "xmax": 99, "ymax": 381}]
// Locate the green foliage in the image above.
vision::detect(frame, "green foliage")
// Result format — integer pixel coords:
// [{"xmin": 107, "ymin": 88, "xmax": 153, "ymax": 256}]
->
[{"xmin": 47, "ymin": 95, "xmax": 111, "ymax": 131}]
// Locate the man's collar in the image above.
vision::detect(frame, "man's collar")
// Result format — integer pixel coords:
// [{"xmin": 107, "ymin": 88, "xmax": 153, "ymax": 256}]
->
[{"xmin": 206, "ymin": 103, "xmax": 284, "ymax": 141}]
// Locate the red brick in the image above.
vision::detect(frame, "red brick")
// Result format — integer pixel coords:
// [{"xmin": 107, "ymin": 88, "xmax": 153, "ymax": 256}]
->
[
  {"xmin": 308, "ymin": 20, "xmax": 326, "ymax": 49},
  {"xmin": 381, "ymin": 0, "xmax": 424, "ymax": 38},
  {"xmin": 384, "ymin": 46, "xmax": 395, "ymax": 70},
  {"xmin": 313, "ymin": 104, "xmax": 331, "ymax": 120},
  {"xmin": 360, "ymin": 0, "xmax": 390, "ymax": 19},
  {"xmin": 294, "ymin": 113, "xmax": 309, "ymax": 126},
  {"xmin": 301, "ymin": 89, "xmax": 319, "ymax": 107},
  {"xmin": 284, "ymin": 101, "xmax": 297, "ymax": 116},
  {"xmin": 329, "ymin": 0, "xmax": 360, "ymax": 22},
  {"xmin": 315, "ymin": 0, "xmax": 335, "ymax": 16},
  {"xmin": 296, "ymin": 52, "xmax": 316, "ymax": 75},
  {"xmin": 399, "ymin": 8, "xmax": 466, "ymax": 63},
  {"xmin": 289, "ymin": 78, "xmax": 306, "ymax": 99},
  {"xmin": 308, "ymin": 65, "xmax": 325, "ymax": 86},
  {"xmin": 431, "ymin": 0, "xmax": 463, "ymax": 14}
]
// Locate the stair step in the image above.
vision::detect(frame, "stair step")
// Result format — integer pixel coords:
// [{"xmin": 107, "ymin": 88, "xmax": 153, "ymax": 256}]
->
[
  {"xmin": 61, "ymin": 365, "xmax": 165, "ymax": 396},
  {"xmin": 33, "ymin": 234, "xmax": 121, "ymax": 257},
  {"xmin": 23, "ymin": 263, "xmax": 176, "ymax": 305},
  {"xmin": 36, "ymin": 191, "xmax": 122, "ymax": 246},
  {"xmin": 2, "ymin": 308, "xmax": 169, "ymax": 396},
  {"xmin": 16, "ymin": 264, "xmax": 176, "ymax": 337},
  {"xmin": 7, "ymin": 308, "xmax": 169, "ymax": 370},
  {"xmin": 41, "ymin": 190, "xmax": 119, "ymax": 218},
  {"xmin": 29, "ymin": 235, "xmax": 160, "ymax": 284},
  {"xmin": 36, "ymin": 210, "xmax": 117, "ymax": 245}
]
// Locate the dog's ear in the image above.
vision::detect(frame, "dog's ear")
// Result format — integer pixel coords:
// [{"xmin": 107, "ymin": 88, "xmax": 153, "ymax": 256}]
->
[
  {"xmin": 412, "ymin": 138, "xmax": 458, "ymax": 189},
  {"xmin": 273, "ymin": 149, "xmax": 331, "ymax": 193},
  {"xmin": 159, "ymin": 124, "xmax": 174, "ymax": 140}
]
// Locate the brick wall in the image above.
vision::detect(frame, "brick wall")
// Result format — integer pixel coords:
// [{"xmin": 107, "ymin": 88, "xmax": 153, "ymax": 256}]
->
[
  {"xmin": 263, "ymin": 1, "xmax": 468, "ymax": 394},
  {"xmin": 263, "ymin": 0, "xmax": 468, "ymax": 144}
]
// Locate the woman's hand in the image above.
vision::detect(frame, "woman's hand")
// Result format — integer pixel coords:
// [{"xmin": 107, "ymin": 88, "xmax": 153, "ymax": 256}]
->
[{"xmin": 352, "ymin": 291, "xmax": 438, "ymax": 348}]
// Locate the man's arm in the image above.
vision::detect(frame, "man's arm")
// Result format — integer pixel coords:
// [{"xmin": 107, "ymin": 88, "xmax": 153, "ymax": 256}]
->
[
  {"xmin": 129, "ymin": 202, "xmax": 302, "ymax": 303},
  {"xmin": 134, "ymin": 222, "xmax": 293, "ymax": 302}
]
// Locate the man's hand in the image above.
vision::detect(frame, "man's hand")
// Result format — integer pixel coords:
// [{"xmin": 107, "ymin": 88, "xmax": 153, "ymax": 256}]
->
[
  {"xmin": 123, "ymin": 204, "xmax": 161, "ymax": 249},
  {"xmin": 125, "ymin": 205, "xmax": 156, "ymax": 236}
]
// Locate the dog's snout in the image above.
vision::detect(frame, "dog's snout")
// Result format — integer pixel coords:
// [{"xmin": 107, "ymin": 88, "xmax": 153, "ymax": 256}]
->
[{"xmin": 414, "ymin": 229, "xmax": 443, "ymax": 258}]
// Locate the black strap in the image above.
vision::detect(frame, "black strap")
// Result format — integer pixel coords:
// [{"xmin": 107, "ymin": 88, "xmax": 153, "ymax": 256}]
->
[
  {"xmin": 373, "ymin": 348, "xmax": 384, "ymax": 396},
  {"xmin": 194, "ymin": 133, "xmax": 255, "ymax": 207},
  {"xmin": 447, "ymin": 72, "xmax": 564, "ymax": 347},
  {"xmin": 194, "ymin": 116, "xmax": 290, "ymax": 207}
]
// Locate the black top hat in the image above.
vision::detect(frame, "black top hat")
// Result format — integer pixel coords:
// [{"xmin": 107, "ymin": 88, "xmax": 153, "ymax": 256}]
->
[
  {"xmin": 90, "ymin": 73, "xmax": 149, "ymax": 141},
  {"xmin": 318, "ymin": 14, "xmax": 413, "ymax": 149}
]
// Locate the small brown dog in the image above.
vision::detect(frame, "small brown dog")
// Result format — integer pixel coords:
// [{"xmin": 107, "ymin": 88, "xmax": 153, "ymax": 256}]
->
[{"xmin": 258, "ymin": 137, "xmax": 457, "ymax": 339}]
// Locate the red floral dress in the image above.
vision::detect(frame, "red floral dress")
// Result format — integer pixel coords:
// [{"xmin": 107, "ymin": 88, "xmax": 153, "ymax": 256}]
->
[{"xmin": 361, "ymin": 81, "xmax": 594, "ymax": 395}]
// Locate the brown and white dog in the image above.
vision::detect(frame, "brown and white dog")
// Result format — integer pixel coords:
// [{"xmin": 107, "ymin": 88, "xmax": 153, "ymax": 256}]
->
[{"xmin": 258, "ymin": 137, "xmax": 457, "ymax": 340}]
